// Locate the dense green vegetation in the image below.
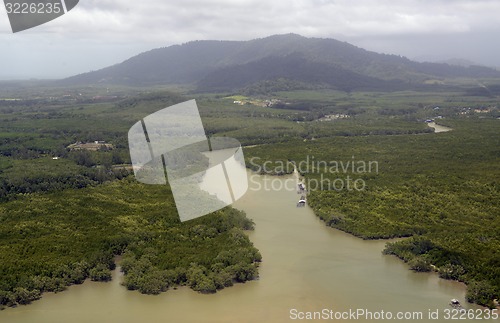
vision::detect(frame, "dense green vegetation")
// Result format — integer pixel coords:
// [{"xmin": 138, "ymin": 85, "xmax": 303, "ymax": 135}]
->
[
  {"xmin": 0, "ymin": 84, "xmax": 498, "ymax": 309},
  {"xmin": 244, "ymin": 115, "xmax": 499, "ymax": 307},
  {"xmin": 0, "ymin": 157, "xmax": 130, "ymax": 200},
  {"xmin": 120, "ymin": 209, "xmax": 260, "ymax": 294},
  {"xmin": 0, "ymin": 88, "xmax": 263, "ymax": 309},
  {"xmin": 0, "ymin": 180, "xmax": 260, "ymax": 308}
]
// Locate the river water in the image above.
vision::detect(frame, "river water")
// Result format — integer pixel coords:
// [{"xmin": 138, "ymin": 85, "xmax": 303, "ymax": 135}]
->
[{"xmin": 1, "ymin": 171, "xmax": 494, "ymax": 323}]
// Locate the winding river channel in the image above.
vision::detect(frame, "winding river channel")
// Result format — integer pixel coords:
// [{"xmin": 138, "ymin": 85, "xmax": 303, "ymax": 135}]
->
[{"xmin": 1, "ymin": 170, "xmax": 494, "ymax": 323}]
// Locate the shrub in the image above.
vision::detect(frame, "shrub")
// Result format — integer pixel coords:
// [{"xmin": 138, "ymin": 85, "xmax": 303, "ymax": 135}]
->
[
  {"xmin": 89, "ymin": 264, "xmax": 112, "ymax": 282},
  {"xmin": 408, "ymin": 256, "xmax": 432, "ymax": 272},
  {"xmin": 466, "ymin": 281, "xmax": 497, "ymax": 309}
]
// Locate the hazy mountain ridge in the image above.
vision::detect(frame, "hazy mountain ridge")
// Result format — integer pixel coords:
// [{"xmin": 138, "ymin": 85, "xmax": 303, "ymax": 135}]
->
[
  {"xmin": 63, "ymin": 34, "xmax": 500, "ymax": 91},
  {"xmin": 196, "ymin": 53, "xmax": 406, "ymax": 92}
]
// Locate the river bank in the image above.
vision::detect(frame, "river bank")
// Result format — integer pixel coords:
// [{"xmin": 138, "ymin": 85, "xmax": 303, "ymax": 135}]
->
[{"xmin": 1, "ymin": 171, "xmax": 489, "ymax": 323}]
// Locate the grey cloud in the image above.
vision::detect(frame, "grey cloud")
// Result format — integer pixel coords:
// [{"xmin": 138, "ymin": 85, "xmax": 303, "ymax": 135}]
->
[
  {"xmin": 1, "ymin": 0, "xmax": 499, "ymax": 79},
  {"xmin": 28, "ymin": 0, "xmax": 500, "ymax": 39}
]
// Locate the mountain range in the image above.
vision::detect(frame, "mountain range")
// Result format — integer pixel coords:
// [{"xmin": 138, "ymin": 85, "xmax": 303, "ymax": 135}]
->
[{"xmin": 64, "ymin": 34, "xmax": 500, "ymax": 92}]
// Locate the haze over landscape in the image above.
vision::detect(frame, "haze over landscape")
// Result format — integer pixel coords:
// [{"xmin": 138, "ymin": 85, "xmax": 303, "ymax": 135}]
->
[
  {"xmin": 2, "ymin": 0, "xmax": 500, "ymax": 80},
  {"xmin": 0, "ymin": 0, "xmax": 499, "ymax": 321}
]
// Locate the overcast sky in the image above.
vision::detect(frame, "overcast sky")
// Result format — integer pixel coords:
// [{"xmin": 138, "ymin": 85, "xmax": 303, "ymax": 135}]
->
[{"xmin": 1, "ymin": 0, "xmax": 500, "ymax": 79}]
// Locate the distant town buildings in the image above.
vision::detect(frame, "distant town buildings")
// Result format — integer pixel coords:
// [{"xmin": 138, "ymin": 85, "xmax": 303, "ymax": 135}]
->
[{"xmin": 318, "ymin": 114, "xmax": 350, "ymax": 122}]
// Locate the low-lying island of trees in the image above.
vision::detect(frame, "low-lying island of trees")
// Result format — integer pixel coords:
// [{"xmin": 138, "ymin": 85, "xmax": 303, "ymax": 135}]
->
[{"xmin": 0, "ymin": 179, "xmax": 261, "ymax": 309}]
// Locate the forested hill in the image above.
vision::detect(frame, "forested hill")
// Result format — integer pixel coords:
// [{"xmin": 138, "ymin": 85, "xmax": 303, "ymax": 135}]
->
[
  {"xmin": 195, "ymin": 53, "xmax": 407, "ymax": 92},
  {"xmin": 63, "ymin": 34, "xmax": 500, "ymax": 91}
]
